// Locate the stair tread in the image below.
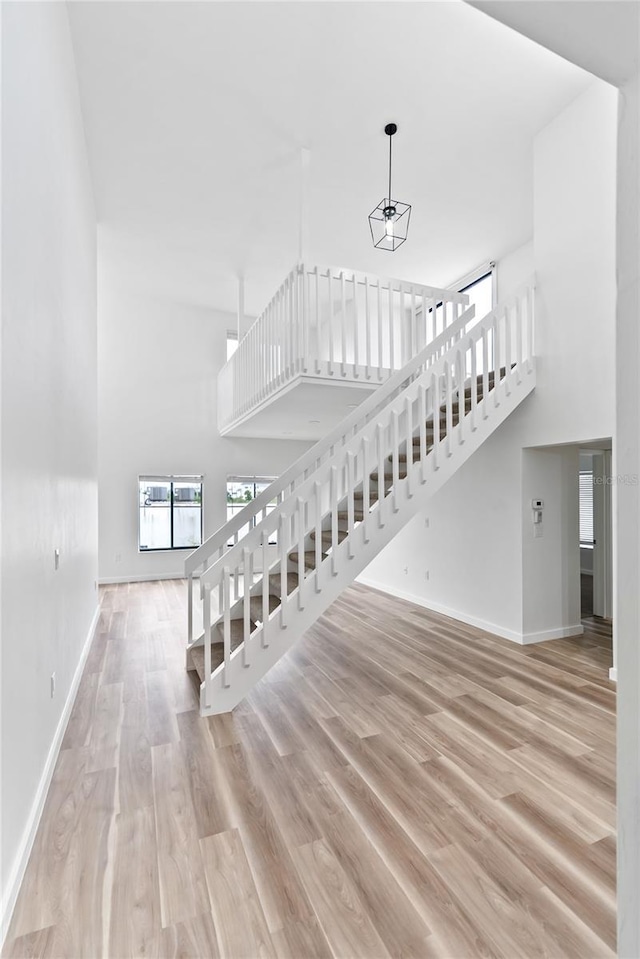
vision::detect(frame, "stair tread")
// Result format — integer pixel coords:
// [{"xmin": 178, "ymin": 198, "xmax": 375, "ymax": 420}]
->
[
  {"xmin": 338, "ymin": 509, "xmax": 364, "ymax": 522},
  {"xmin": 288, "ymin": 550, "xmax": 327, "ymax": 570},
  {"xmin": 354, "ymin": 489, "xmax": 381, "ymax": 502},
  {"xmin": 269, "ymin": 572, "xmax": 299, "ymax": 596},
  {"xmin": 249, "ymin": 593, "xmax": 280, "ymax": 621},
  {"xmin": 310, "ymin": 528, "xmax": 348, "ymax": 544},
  {"xmin": 381, "ymin": 467, "xmax": 409, "ymax": 478},
  {"xmin": 187, "ymin": 644, "xmax": 224, "ymax": 682},
  {"xmin": 187, "ymin": 616, "xmax": 253, "ymax": 681}
]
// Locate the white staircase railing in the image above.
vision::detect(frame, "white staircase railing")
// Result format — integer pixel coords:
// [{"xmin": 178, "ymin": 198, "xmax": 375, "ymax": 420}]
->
[
  {"xmin": 187, "ymin": 294, "xmax": 477, "ymax": 643},
  {"xmin": 188, "ymin": 278, "xmax": 536, "ymax": 715},
  {"xmin": 218, "ymin": 263, "xmax": 469, "ymax": 433}
]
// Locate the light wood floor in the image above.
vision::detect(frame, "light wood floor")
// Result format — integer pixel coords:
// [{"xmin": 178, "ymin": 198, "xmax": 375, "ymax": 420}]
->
[{"xmin": 3, "ymin": 581, "xmax": 615, "ymax": 959}]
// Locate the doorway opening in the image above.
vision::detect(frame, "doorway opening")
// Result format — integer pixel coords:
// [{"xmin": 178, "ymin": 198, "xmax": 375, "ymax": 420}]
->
[
  {"xmin": 579, "ymin": 448, "xmax": 613, "ymax": 623},
  {"xmin": 578, "ymin": 446, "xmax": 614, "ymax": 677}
]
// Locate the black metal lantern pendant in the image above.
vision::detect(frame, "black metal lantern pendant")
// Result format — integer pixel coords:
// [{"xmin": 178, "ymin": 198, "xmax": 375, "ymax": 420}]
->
[{"xmin": 368, "ymin": 123, "xmax": 411, "ymax": 252}]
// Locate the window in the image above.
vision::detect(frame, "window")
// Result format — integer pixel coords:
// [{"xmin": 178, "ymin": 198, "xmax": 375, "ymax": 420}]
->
[
  {"xmin": 227, "ymin": 477, "xmax": 277, "ymax": 545},
  {"xmin": 580, "ymin": 471, "xmax": 595, "ymax": 546},
  {"xmin": 458, "ymin": 268, "xmax": 494, "ymax": 317},
  {"xmin": 138, "ymin": 475, "xmax": 203, "ymax": 551},
  {"xmin": 451, "ymin": 264, "xmax": 495, "ymax": 375},
  {"xmin": 227, "ymin": 332, "xmax": 239, "ymax": 361}
]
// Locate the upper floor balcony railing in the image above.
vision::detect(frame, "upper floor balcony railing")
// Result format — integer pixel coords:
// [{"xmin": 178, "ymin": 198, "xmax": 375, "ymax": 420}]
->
[{"xmin": 218, "ymin": 262, "xmax": 469, "ymax": 433}]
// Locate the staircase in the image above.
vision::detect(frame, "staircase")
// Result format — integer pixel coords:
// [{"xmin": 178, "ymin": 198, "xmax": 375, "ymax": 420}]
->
[{"xmin": 186, "ymin": 276, "xmax": 536, "ymax": 715}]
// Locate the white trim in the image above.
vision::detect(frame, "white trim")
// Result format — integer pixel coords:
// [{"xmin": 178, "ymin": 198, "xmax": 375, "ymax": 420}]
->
[
  {"xmin": 138, "ymin": 473, "xmax": 203, "ymax": 483},
  {"xmin": 227, "ymin": 474, "xmax": 277, "ymax": 486},
  {"xmin": 99, "ymin": 572, "xmax": 185, "ymax": 585},
  {"xmin": 356, "ymin": 576, "xmax": 584, "ymax": 646},
  {"xmin": 448, "ymin": 260, "xmax": 496, "ymax": 294},
  {"xmin": 0, "ymin": 604, "xmax": 100, "ymax": 945},
  {"xmin": 609, "ymin": 667, "xmax": 617, "ymax": 682},
  {"xmin": 356, "ymin": 575, "xmax": 524, "ymax": 643},
  {"xmin": 521, "ymin": 624, "xmax": 584, "ymax": 644}
]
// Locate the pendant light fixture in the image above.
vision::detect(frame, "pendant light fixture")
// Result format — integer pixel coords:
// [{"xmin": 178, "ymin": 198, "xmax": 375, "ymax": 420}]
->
[{"xmin": 368, "ymin": 123, "xmax": 411, "ymax": 252}]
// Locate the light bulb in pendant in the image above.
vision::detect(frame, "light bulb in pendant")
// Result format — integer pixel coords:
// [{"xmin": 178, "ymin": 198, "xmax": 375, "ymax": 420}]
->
[{"xmin": 383, "ymin": 204, "xmax": 396, "ymax": 240}]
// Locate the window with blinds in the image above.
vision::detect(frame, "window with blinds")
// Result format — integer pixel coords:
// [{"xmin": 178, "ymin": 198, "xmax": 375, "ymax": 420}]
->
[{"xmin": 579, "ymin": 471, "xmax": 595, "ymax": 546}]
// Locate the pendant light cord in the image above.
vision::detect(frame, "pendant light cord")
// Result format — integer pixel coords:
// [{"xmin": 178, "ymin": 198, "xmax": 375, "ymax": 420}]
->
[{"xmin": 388, "ymin": 133, "xmax": 393, "ymax": 208}]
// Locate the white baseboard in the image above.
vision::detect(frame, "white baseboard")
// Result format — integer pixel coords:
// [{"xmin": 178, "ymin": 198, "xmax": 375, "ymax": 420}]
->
[
  {"xmin": 520, "ymin": 623, "xmax": 584, "ymax": 644},
  {"xmin": 0, "ymin": 604, "xmax": 100, "ymax": 945},
  {"xmin": 357, "ymin": 576, "xmax": 585, "ymax": 647},
  {"xmin": 356, "ymin": 575, "xmax": 525, "ymax": 644},
  {"xmin": 99, "ymin": 572, "xmax": 185, "ymax": 585},
  {"xmin": 609, "ymin": 667, "xmax": 618, "ymax": 682}
]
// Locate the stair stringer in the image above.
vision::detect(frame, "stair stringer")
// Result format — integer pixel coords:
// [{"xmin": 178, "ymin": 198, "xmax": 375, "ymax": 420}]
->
[{"xmin": 199, "ymin": 361, "xmax": 536, "ymax": 715}]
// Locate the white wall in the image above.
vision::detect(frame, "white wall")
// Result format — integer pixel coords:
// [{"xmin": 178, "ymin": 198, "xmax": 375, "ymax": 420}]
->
[
  {"xmin": 359, "ymin": 428, "xmax": 526, "ymax": 641},
  {"xmin": 527, "ymin": 80, "xmax": 617, "ymax": 448},
  {"xmin": 521, "ymin": 446, "xmax": 581, "ymax": 641},
  {"xmin": 497, "ymin": 238, "xmax": 534, "ymax": 300},
  {"xmin": 98, "ymin": 273, "xmax": 310, "ymax": 582},
  {"xmin": 1, "ymin": 2, "xmax": 98, "ymax": 933},
  {"xmin": 360, "ymin": 80, "xmax": 617, "ymax": 643},
  {"xmin": 615, "ymin": 72, "xmax": 640, "ymax": 959}
]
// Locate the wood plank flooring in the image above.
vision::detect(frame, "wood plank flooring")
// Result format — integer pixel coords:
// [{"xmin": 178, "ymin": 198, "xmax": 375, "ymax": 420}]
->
[{"xmin": 3, "ymin": 581, "xmax": 615, "ymax": 958}]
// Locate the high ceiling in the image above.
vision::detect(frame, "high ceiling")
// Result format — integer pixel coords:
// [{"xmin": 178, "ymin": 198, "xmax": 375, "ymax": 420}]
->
[
  {"xmin": 470, "ymin": 1, "xmax": 639, "ymax": 88},
  {"xmin": 68, "ymin": 1, "xmax": 593, "ymax": 317}
]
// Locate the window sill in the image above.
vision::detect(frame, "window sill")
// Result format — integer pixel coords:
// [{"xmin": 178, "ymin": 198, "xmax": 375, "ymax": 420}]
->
[{"xmin": 138, "ymin": 546, "xmax": 201, "ymax": 553}]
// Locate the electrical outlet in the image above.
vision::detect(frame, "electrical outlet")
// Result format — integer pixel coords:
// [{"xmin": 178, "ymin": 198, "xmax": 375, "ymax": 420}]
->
[
  {"xmin": 54, "ymin": 547, "xmax": 60, "ymax": 570},
  {"xmin": 404, "ymin": 566, "xmax": 409, "ymax": 575},
  {"xmin": 50, "ymin": 672, "xmax": 56, "ymax": 698},
  {"xmin": 115, "ymin": 552, "xmax": 122, "ymax": 564},
  {"xmin": 424, "ymin": 517, "xmax": 430, "ymax": 528},
  {"xmin": 425, "ymin": 570, "xmax": 430, "ymax": 581}
]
